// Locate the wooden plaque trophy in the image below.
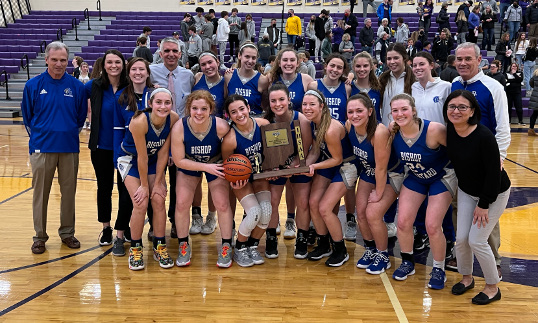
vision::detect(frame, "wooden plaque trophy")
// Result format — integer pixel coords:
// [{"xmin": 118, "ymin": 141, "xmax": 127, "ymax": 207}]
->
[{"xmin": 252, "ymin": 120, "xmax": 310, "ymax": 180}]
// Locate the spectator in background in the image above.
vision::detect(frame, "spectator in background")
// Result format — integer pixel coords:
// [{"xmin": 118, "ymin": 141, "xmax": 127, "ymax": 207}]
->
[
  {"xmin": 359, "ymin": 18, "xmax": 375, "ymax": 55},
  {"xmin": 238, "ymin": 22, "xmax": 250, "ymax": 46},
  {"xmin": 264, "ymin": 55, "xmax": 276, "ymax": 74},
  {"xmin": 520, "ymin": 0, "xmax": 530, "ymax": 32},
  {"xmin": 432, "ymin": 30, "xmax": 454, "ymax": 72},
  {"xmin": 187, "ymin": 26, "xmax": 203, "ymax": 68},
  {"xmin": 440, "ymin": 55, "xmax": 459, "ymax": 82},
  {"xmin": 72, "ymin": 56, "xmax": 82, "ymax": 79},
  {"xmin": 134, "ymin": 36, "xmax": 153, "ymax": 63},
  {"xmin": 375, "ymin": 32, "xmax": 390, "ymax": 67},
  {"xmin": 362, "ymin": 0, "xmax": 377, "ymax": 18},
  {"xmin": 482, "ymin": 0, "xmax": 500, "ymax": 15},
  {"xmin": 153, "ymin": 39, "xmax": 163, "ymax": 64},
  {"xmin": 377, "ymin": 18, "xmax": 391, "ymax": 39},
  {"xmin": 423, "ymin": 41, "xmax": 432, "ymax": 52},
  {"xmin": 246, "ymin": 14, "xmax": 256, "ymax": 43},
  {"xmin": 339, "ymin": 33, "xmax": 355, "ymax": 63},
  {"xmin": 228, "ymin": 8, "xmax": 241, "ymax": 63},
  {"xmin": 505, "ymin": 1, "xmax": 523, "ymax": 42},
  {"xmin": 321, "ymin": 31, "xmax": 333, "ymax": 61},
  {"xmin": 343, "ymin": 8, "xmax": 358, "ymax": 45},
  {"xmin": 422, "ymin": 0, "xmax": 434, "ymax": 34},
  {"xmin": 457, "ymin": 0, "xmax": 473, "ymax": 20},
  {"xmin": 438, "ymin": 2, "xmax": 451, "ymax": 32},
  {"xmin": 217, "ymin": 11, "xmax": 230, "ymax": 69},
  {"xmin": 495, "ymin": 33, "xmax": 513, "ymax": 72},
  {"xmin": 395, "ymin": 17, "xmax": 409, "ymax": 44},
  {"xmin": 456, "ymin": 10, "xmax": 469, "ymax": 45},
  {"xmin": 172, "ymin": 31, "xmax": 188, "ymax": 67},
  {"xmin": 523, "ymin": 37, "xmax": 538, "ymax": 95},
  {"xmin": 514, "ymin": 33, "xmax": 529, "ymax": 69},
  {"xmin": 209, "ymin": 9, "xmax": 219, "ymax": 34},
  {"xmin": 265, "ymin": 18, "xmax": 281, "ymax": 50},
  {"xmin": 479, "ymin": 57, "xmax": 491, "ymax": 71},
  {"xmin": 181, "ymin": 13, "xmax": 193, "ymax": 42},
  {"xmin": 78, "ymin": 62, "xmax": 90, "ymax": 84},
  {"xmin": 377, "ymin": 0, "xmax": 392, "ymax": 26},
  {"xmin": 286, "ymin": 9, "xmax": 302, "ymax": 48},
  {"xmin": 200, "ymin": 15, "xmax": 214, "ymax": 52},
  {"xmin": 194, "ymin": 7, "xmax": 205, "ymax": 32},
  {"xmin": 504, "ymin": 62, "xmax": 525, "ymax": 125},
  {"xmin": 481, "ymin": 6, "xmax": 498, "ymax": 51},
  {"xmin": 332, "ymin": 20, "xmax": 346, "ymax": 53},
  {"xmin": 527, "ymin": 0, "xmax": 538, "ymax": 37},
  {"xmin": 140, "ymin": 26, "xmax": 152, "ymax": 49},
  {"xmin": 467, "ymin": 5, "xmax": 481, "ymax": 43},
  {"xmin": 417, "ymin": 1, "xmax": 425, "ymax": 28},
  {"xmin": 306, "ymin": 15, "xmax": 317, "ymax": 58},
  {"xmin": 528, "ymin": 68, "xmax": 538, "ymax": 134},
  {"xmin": 406, "ymin": 38, "xmax": 418, "ymax": 58},
  {"xmin": 303, "ymin": 51, "xmax": 317, "ymax": 79},
  {"xmin": 257, "ymin": 33, "xmax": 275, "ymax": 66},
  {"xmin": 315, "ymin": 10, "xmax": 328, "ymax": 63},
  {"xmin": 487, "ymin": 60, "xmax": 507, "ymax": 85}
]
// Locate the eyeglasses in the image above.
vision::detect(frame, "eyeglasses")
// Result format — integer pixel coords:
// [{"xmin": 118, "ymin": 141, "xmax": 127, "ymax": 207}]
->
[
  {"xmin": 447, "ymin": 105, "xmax": 470, "ymax": 112},
  {"xmin": 163, "ymin": 49, "xmax": 180, "ymax": 53}
]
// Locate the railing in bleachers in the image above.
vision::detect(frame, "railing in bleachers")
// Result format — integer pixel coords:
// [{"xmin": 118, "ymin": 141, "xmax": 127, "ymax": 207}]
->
[
  {"xmin": 84, "ymin": 8, "xmax": 91, "ymax": 30},
  {"xmin": 0, "ymin": 0, "xmax": 30, "ymax": 27},
  {"xmin": 0, "ymin": 70, "xmax": 11, "ymax": 100},
  {"xmin": 39, "ymin": 40, "xmax": 46, "ymax": 53},
  {"xmin": 96, "ymin": 0, "xmax": 102, "ymax": 21},
  {"xmin": 20, "ymin": 54, "xmax": 29, "ymax": 80}
]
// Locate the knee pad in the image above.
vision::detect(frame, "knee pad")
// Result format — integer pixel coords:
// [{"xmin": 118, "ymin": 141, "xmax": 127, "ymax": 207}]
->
[
  {"xmin": 256, "ymin": 191, "xmax": 272, "ymax": 229},
  {"xmin": 238, "ymin": 194, "xmax": 262, "ymax": 237}
]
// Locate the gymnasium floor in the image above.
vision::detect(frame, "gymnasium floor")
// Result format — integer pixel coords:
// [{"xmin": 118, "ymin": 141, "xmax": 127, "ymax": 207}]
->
[{"xmin": 0, "ymin": 120, "xmax": 537, "ymax": 322}]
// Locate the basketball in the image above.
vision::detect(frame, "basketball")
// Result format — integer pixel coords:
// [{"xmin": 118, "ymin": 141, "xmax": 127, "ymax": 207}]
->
[{"xmin": 223, "ymin": 154, "xmax": 253, "ymax": 182}]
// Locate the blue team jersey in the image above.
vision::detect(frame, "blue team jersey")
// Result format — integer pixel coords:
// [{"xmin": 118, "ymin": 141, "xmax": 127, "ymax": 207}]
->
[
  {"xmin": 348, "ymin": 125, "xmax": 401, "ymax": 183},
  {"xmin": 119, "ymin": 112, "xmax": 171, "ymax": 159},
  {"xmin": 192, "ymin": 75, "xmax": 225, "ymax": 117},
  {"xmin": 233, "ymin": 118, "xmax": 263, "ymax": 168},
  {"xmin": 85, "ymin": 79, "xmax": 118, "ymax": 150},
  {"xmin": 275, "ymin": 74, "xmax": 305, "ymax": 112},
  {"xmin": 227, "ymin": 70, "xmax": 263, "ymax": 115},
  {"xmin": 350, "ymin": 83, "xmax": 382, "ymax": 122},
  {"xmin": 393, "ymin": 119, "xmax": 451, "ymax": 184},
  {"xmin": 183, "ymin": 116, "xmax": 221, "ymax": 163},
  {"xmin": 317, "ymin": 79, "xmax": 348, "ymax": 124},
  {"xmin": 312, "ymin": 121, "xmax": 353, "ymax": 163}
]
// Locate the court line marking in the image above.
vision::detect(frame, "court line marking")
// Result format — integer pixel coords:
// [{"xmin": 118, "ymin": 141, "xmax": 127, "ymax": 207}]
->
[
  {"xmin": 0, "ymin": 187, "xmax": 31, "ymax": 205},
  {"xmin": 0, "ymin": 247, "xmax": 112, "ymax": 317},
  {"xmin": 380, "ymin": 272, "xmax": 409, "ymax": 323},
  {"xmin": 505, "ymin": 158, "xmax": 538, "ymax": 175},
  {"xmin": 0, "ymin": 245, "xmax": 101, "ymax": 274}
]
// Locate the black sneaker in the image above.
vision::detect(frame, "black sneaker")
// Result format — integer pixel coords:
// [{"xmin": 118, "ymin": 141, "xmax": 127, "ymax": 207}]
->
[
  {"xmin": 325, "ymin": 247, "xmax": 349, "ymax": 267},
  {"xmin": 413, "ymin": 232, "xmax": 429, "ymax": 251},
  {"xmin": 99, "ymin": 226, "xmax": 113, "ymax": 246},
  {"xmin": 307, "ymin": 244, "xmax": 332, "ymax": 260},
  {"xmin": 170, "ymin": 223, "xmax": 177, "ymax": 239},
  {"xmin": 147, "ymin": 228, "xmax": 154, "ymax": 242},
  {"xmin": 265, "ymin": 234, "xmax": 278, "ymax": 259},
  {"xmin": 294, "ymin": 236, "xmax": 308, "ymax": 259},
  {"xmin": 307, "ymin": 227, "xmax": 317, "ymax": 246},
  {"xmin": 445, "ymin": 240, "xmax": 455, "ymax": 259}
]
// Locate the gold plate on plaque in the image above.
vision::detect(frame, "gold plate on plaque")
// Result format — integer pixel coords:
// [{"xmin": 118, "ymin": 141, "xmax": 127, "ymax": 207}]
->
[{"xmin": 265, "ymin": 129, "xmax": 289, "ymax": 147}]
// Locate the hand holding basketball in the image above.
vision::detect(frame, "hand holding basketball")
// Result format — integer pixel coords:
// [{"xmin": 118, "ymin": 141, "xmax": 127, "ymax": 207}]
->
[{"xmin": 223, "ymin": 154, "xmax": 252, "ymax": 182}]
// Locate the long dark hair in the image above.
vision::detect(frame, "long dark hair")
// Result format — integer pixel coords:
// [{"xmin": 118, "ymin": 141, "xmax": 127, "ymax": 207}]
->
[
  {"xmin": 379, "ymin": 43, "xmax": 415, "ymax": 103},
  {"xmin": 118, "ymin": 57, "xmax": 154, "ymax": 112},
  {"xmin": 264, "ymin": 82, "xmax": 292, "ymax": 123},
  {"xmin": 323, "ymin": 53, "xmax": 350, "ymax": 82},
  {"xmin": 413, "ymin": 51, "xmax": 438, "ymax": 77},
  {"xmin": 98, "ymin": 49, "xmax": 128, "ymax": 90},
  {"xmin": 224, "ymin": 94, "xmax": 249, "ymax": 121},
  {"xmin": 348, "ymin": 93, "xmax": 377, "ymax": 143}
]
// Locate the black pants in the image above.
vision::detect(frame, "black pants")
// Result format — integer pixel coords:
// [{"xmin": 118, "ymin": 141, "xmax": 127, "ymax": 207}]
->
[
  {"xmin": 308, "ymin": 38, "xmax": 316, "ymax": 57},
  {"xmin": 168, "ymin": 165, "xmax": 177, "ymax": 224},
  {"xmin": 188, "ymin": 56, "xmax": 199, "ymax": 68},
  {"xmin": 507, "ymin": 91, "xmax": 523, "ymax": 123},
  {"xmin": 91, "ymin": 149, "xmax": 115, "ymax": 224},
  {"xmin": 467, "ymin": 30, "xmax": 478, "ymax": 43},
  {"xmin": 115, "ymin": 171, "xmax": 135, "ymax": 231},
  {"xmin": 530, "ymin": 110, "xmax": 538, "ymax": 128},
  {"xmin": 229, "ymin": 33, "xmax": 239, "ymax": 59}
]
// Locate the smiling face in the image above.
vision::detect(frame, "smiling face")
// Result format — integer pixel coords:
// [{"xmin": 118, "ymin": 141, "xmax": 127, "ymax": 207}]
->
[
  {"xmin": 387, "ymin": 50, "xmax": 405, "ymax": 74},
  {"xmin": 238, "ymin": 47, "xmax": 258, "ymax": 71},
  {"xmin": 269, "ymin": 89, "xmax": 290, "ymax": 117},
  {"xmin": 412, "ymin": 56, "xmax": 433, "ymax": 81},
  {"xmin": 46, "ymin": 48, "xmax": 68, "ymax": 79},
  {"xmin": 446, "ymin": 95, "xmax": 473, "ymax": 126},
  {"xmin": 149, "ymin": 92, "xmax": 173, "ymax": 118},
  {"xmin": 391, "ymin": 98, "xmax": 416, "ymax": 128},
  {"xmin": 189, "ymin": 98, "xmax": 211, "ymax": 124},
  {"xmin": 129, "ymin": 60, "xmax": 148, "ymax": 86},
  {"xmin": 279, "ymin": 50, "xmax": 298, "ymax": 75},
  {"xmin": 227, "ymin": 99, "xmax": 250, "ymax": 126},
  {"xmin": 104, "ymin": 53, "xmax": 123, "ymax": 78},
  {"xmin": 347, "ymin": 99, "xmax": 372, "ymax": 129},
  {"xmin": 302, "ymin": 94, "xmax": 323, "ymax": 122},
  {"xmin": 325, "ymin": 57, "xmax": 345, "ymax": 81},
  {"xmin": 455, "ymin": 46, "xmax": 480, "ymax": 81},
  {"xmin": 160, "ymin": 41, "xmax": 181, "ymax": 71},
  {"xmin": 354, "ymin": 57, "xmax": 372, "ymax": 80},
  {"xmin": 199, "ymin": 55, "xmax": 219, "ymax": 78}
]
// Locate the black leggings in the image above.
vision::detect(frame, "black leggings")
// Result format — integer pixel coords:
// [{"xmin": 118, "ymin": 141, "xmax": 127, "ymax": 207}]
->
[
  {"xmin": 506, "ymin": 92, "xmax": 523, "ymax": 123},
  {"xmin": 229, "ymin": 33, "xmax": 239, "ymax": 59},
  {"xmin": 530, "ymin": 110, "xmax": 538, "ymax": 128}
]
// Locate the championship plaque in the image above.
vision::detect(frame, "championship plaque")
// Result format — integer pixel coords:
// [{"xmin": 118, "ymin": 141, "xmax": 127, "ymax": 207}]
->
[{"xmin": 252, "ymin": 120, "xmax": 310, "ymax": 180}]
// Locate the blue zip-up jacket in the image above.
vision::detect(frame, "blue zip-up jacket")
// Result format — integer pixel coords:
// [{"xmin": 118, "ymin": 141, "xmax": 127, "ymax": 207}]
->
[
  {"xmin": 21, "ymin": 70, "xmax": 86, "ymax": 154},
  {"xmin": 377, "ymin": 2, "xmax": 392, "ymax": 22}
]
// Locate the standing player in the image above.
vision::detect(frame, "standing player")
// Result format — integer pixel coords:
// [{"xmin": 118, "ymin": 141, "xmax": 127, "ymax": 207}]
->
[
  {"xmin": 303, "ymin": 89, "xmax": 357, "ymax": 267},
  {"xmin": 221, "ymin": 94, "xmax": 272, "ymax": 267},
  {"xmin": 117, "ymin": 89, "xmax": 179, "ymax": 270},
  {"xmin": 171, "ymin": 90, "xmax": 234, "ymax": 268}
]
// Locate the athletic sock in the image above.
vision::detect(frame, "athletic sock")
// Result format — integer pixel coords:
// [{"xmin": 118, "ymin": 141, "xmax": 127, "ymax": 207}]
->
[
  {"xmin": 401, "ymin": 251, "xmax": 415, "ymax": 264},
  {"xmin": 433, "ymin": 259, "xmax": 445, "ymax": 270},
  {"xmin": 333, "ymin": 239, "xmax": 346, "ymax": 252},
  {"xmin": 297, "ymin": 229, "xmax": 308, "ymax": 239},
  {"xmin": 364, "ymin": 239, "xmax": 376, "ymax": 250},
  {"xmin": 236, "ymin": 240, "xmax": 247, "ymax": 249},
  {"xmin": 178, "ymin": 236, "xmax": 188, "ymax": 245},
  {"xmin": 247, "ymin": 236, "xmax": 260, "ymax": 247},
  {"xmin": 222, "ymin": 238, "xmax": 232, "ymax": 245},
  {"xmin": 192, "ymin": 206, "xmax": 201, "ymax": 216},
  {"xmin": 153, "ymin": 236, "xmax": 165, "ymax": 249},
  {"xmin": 266, "ymin": 228, "xmax": 277, "ymax": 238},
  {"xmin": 287, "ymin": 212, "xmax": 295, "ymax": 220},
  {"xmin": 131, "ymin": 239, "xmax": 143, "ymax": 248},
  {"xmin": 346, "ymin": 213, "xmax": 356, "ymax": 222}
]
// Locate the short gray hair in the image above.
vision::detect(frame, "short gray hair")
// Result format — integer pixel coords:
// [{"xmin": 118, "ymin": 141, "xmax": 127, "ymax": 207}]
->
[
  {"xmin": 364, "ymin": 18, "xmax": 371, "ymax": 23},
  {"xmin": 45, "ymin": 41, "xmax": 69, "ymax": 58},
  {"xmin": 160, "ymin": 37, "xmax": 181, "ymax": 52},
  {"xmin": 455, "ymin": 42, "xmax": 481, "ymax": 57}
]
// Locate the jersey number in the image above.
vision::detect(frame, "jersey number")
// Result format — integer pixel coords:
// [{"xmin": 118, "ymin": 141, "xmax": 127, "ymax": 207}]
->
[{"xmin": 329, "ymin": 107, "xmax": 339, "ymax": 120}]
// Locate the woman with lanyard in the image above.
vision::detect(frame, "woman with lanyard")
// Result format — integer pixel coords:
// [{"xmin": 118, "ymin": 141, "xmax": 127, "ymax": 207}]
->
[
  {"xmin": 87, "ymin": 50, "xmax": 129, "ymax": 248},
  {"xmin": 263, "ymin": 83, "xmax": 313, "ymax": 259},
  {"xmin": 117, "ymin": 88, "xmax": 179, "ymax": 270},
  {"xmin": 225, "ymin": 42, "xmax": 270, "ymax": 116},
  {"xmin": 346, "ymin": 93, "xmax": 403, "ymax": 274},
  {"xmin": 221, "ymin": 94, "xmax": 272, "ymax": 267},
  {"xmin": 388, "ymin": 93, "xmax": 456, "ymax": 290},
  {"xmin": 112, "ymin": 57, "xmax": 154, "ymax": 256},
  {"xmin": 171, "ymin": 90, "xmax": 234, "ymax": 268},
  {"xmin": 302, "ymin": 89, "xmax": 357, "ymax": 267},
  {"xmin": 445, "ymin": 90, "xmax": 510, "ymax": 305},
  {"xmin": 308, "ymin": 53, "xmax": 351, "ymax": 125},
  {"xmin": 191, "ymin": 51, "xmax": 227, "ymax": 235}
]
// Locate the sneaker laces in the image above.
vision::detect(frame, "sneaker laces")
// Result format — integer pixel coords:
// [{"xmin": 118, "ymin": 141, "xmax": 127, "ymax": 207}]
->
[
  {"xmin": 131, "ymin": 247, "xmax": 143, "ymax": 262},
  {"xmin": 399, "ymin": 261, "xmax": 414, "ymax": 273},
  {"xmin": 361, "ymin": 248, "xmax": 375, "ymax": 261},
  {"xmin": 430, "ymin": 268, "xmax": 445, "ymax": 281},
  {"xmin": 285, "ymin": 220, "xmax": 295, "ymax": 231},
  {"xmin": 156, "ymin": 244, "xmax": 170, "ymax": 259},
  {"xmin": 372, "ymin": 252, "xmax": 389, "ymax": 266}
]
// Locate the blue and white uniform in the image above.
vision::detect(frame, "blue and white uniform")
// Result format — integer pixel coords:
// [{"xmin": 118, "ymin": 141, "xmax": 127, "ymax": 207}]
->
[
  {"xmin": 312, "ymin": 121, "xmax": 354, "ymax": 182},
  {"xmin": 85, "ymin": 79, "xmax": 118, "ymax": 150},
  {"xmin": 275, "ymin": 74, "xmax": 305, "ymax": 111},
  {"xmin": 348, "ymin": 125, "xmax": 403, "ymax": 192},
  {"xmin": 350, "ymin": 83, "xmax": 382, "ymax": 122},
  {"xmin": 317, "ymin": 79, "xmax": 348, "ymax": 124},
  {"xmin": 227, "ymin": 70, "xmax": 263, "ymax": 115},
  {"xmin": 392, "ymin": 119, "xmax": 456, "ymax": 196},
  {"xmin": 233, "ymin": 118, "xmax": 263, "ymax": 180},
  {"xmin": 270, "ymin": 111, "xmax": 311, "ymax": 185},
  {"xmin": 179, "ymin": 116, "xmax": 222, "ymax": 182},
  {"xmin": 192, "ymin": 75, "xmax": 225, "ymax": 117},
  {"xmin": 117, "ymin": 112, "xmax": 171, "ymax": 180}
]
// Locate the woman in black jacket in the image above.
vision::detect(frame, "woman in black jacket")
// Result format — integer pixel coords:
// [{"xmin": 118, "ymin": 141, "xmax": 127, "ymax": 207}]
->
[
  {"xmin": 528, "ymin": 68, "xmax": 538, "ymax": 135},
  {"xmin": 504, "ymin": 62, "xmax": 525, "ymax": 125},
  {"xmin": 481, "ymin": 6, "xmax": 498, "ymax": 51},
  {"xmin": 437, "ymin": 2, "xmax": 451, "ymax": 32},
  {"xmin": 495, "ymin": 33, "xmax": 512, "ymax": 73}
]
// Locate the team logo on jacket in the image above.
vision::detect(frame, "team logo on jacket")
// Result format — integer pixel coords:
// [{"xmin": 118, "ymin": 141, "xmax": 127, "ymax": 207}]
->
[
  {"xmin": 64, "ymin": 88, "xmax": 73, "ymax": 97},
  {"xmin": 433, "ymin": 96, "xmax": 440, "ymax": 103}
]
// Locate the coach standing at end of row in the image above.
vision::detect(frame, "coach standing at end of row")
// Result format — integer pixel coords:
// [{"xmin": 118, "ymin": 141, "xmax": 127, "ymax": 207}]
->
[{"xmin": 22, "ymin": 42, "xmax": 87, "ymax": 254}]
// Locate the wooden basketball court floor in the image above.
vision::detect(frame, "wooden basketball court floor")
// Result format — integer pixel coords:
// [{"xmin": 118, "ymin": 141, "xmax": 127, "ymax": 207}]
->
[{"xmin": 1, "ymin": 120, "xmax": 538, "ymax": 322}]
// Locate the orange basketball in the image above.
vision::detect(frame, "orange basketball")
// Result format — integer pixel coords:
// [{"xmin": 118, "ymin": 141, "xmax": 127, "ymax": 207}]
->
[{"xmin": 223, "ymin": 154, "xmax": 253, "ymax": 182}]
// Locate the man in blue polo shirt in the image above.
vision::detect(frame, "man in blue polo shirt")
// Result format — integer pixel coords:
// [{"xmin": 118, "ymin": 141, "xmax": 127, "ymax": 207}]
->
[{"xmin": 21, "ymin": 42, "xmax": 87, "ymax": 254}]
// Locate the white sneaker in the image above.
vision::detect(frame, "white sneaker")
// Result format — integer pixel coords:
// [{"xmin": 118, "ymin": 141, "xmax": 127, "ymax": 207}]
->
[
  {"xmin": 344, "ymin": 221, "xmax": 357, "ymax": 241},
  {"xmin": 283, "ymin": 219, "xmax": 296, "ymax": 239},
  {"xmin": 189, "ymin": 214, "xmax": 203, "ymax": 235},
  {"xmin": 201, "ymin": 213, "xmax": 217, "ymax": 235},
  {"xmin": 386, "ymin": 222, "xmax": 397, "ymax": 238},
  {"xmin": 276, "ymin": 220, "xmax": 281, "ymax": 235}
]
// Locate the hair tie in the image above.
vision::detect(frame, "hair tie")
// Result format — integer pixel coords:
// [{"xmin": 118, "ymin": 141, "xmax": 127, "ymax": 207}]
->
[
  {"xmin": 305, "ymin": 90, "xmax": 323, "ymax": 102},
  {"xmin": 150, "ymin": 88, "xmax": 173, "ymax": 101}
]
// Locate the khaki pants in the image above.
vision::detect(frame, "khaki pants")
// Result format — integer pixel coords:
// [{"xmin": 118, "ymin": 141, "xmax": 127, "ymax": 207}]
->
[
  {"xmin": 529, "ymin": 23, "xmax": 538, "ymax": 38},
  {"xmin": 30, "ymin": 153, "xmax": 79, "ymax": 242}
]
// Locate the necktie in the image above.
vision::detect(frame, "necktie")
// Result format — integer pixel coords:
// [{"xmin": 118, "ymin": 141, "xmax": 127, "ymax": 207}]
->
[{"xmin": 168, "ymin": 71, "xmax": 176, "ymax": 107}]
